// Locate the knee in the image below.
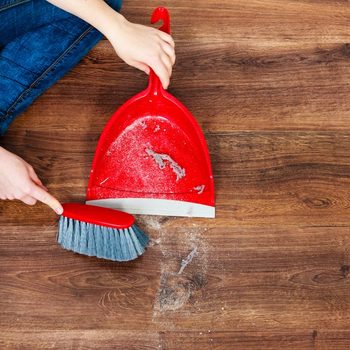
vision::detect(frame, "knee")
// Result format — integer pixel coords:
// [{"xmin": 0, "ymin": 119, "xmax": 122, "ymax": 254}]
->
[{"xmin": 105, "ymin": 0, "xmax": 123, "ymax": 12}]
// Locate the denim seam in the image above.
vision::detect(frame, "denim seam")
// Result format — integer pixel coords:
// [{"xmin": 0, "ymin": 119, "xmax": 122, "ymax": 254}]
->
[
  {"xmin": 1, "ymin": 25, "xmax": 95, "ymax": 121},
  {"xmin": 0, "ymin": 55, "xmax": 38, "ymax": 74},
  {"xmin": 0, "ymin": 73, "xmax": 27, "ymax": 87},
  {"xmin": 0, "ymin": 0, "xmax": 30, "ymax": 11},
  {"xmin": 50, "ymin": 22, "xmax": 78, "ymax": 39}
]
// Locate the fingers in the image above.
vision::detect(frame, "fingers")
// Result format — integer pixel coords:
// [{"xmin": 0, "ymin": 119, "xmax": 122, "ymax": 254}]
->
[
  {"xmin": 150, "ymin": 43, "xmax": 174, "ymax": 89},
  {"xmin": 21, "ymin": 195, "xmax": 37, "ymax": 206},
  {"xmin": 30, "ymin": 184, "xmax": 63, "ymax": 215},
  {"xmin": 160, "ymin": 51, "xmax": 173, "ymax": 77},
  {"xmin": 159, "ymin": 32, "xmax": 175, "ymax": 48},
  {"xmin": 155, "ymin": 34, "xmax": 175, "ymax": 89},
  {"xmin": 152, "ymin": 58, "xmax": 170, "ymax": 89},
  {"xmin": 13, "ymin": 180, "xmax": 62, "ymax": 214},
  {"xmin": 27, "ymin": 166, "xmax": 48, "ymax": 191},
  {"xmin": 162, "ymin": 42, "xmax": 176, "ymax": 65},
  {"xmin": 154, "ymin": 52, "xmax": 173, "ymax": 89},
  {"xmin": 133, "ymin": 61, "xmax": 150, "ymax": 75},
  {"xmin": 0, "ymin": 150, "xmax": 59, "ymax": 212}
]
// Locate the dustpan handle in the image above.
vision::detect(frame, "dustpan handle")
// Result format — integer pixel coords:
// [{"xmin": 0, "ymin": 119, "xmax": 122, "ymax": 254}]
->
[{"xmin": 148, "ymin": 7, "xmax": 171, "ymax": 95}]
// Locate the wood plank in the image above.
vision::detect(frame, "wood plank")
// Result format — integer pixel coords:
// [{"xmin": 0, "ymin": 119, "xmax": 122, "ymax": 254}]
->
[
  {"xmin": 161, "ymin": 330, "xmax": 350, "ymax": 350},
  {"xmin": 124, "ymin": 0, "xmax": 350, "ymax": 44},
  {"xmin": 0, "ymin": 331, "xmax": 159, "ymax": 350},
  {"xmin": 1, "ymin": 330, "xmax": 350, "ymax": 349},
  {"xmin": 1, "ymin": 225, "xmax": 350, "ymax": 332},
  {"xmin": 1, "ymin": 329, "xmax": 350, "ymax": 349},
  {"xmin": 8, "ymin": 41, "xmax": 350, "ymax": 132}
]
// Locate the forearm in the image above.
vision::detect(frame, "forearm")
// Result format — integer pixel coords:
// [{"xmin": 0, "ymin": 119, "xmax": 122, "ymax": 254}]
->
[{"xmin": 46, "ymin": 0, "xmax": 125, "ymax": 38}]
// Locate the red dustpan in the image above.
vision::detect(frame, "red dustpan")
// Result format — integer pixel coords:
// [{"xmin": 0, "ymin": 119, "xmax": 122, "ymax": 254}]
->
[{"xmin": 86, "ymin": 7, "xmax": 215, "ymax": 218}]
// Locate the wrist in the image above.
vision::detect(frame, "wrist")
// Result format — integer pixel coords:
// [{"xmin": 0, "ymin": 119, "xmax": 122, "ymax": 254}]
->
[{"xmin": 96, "ymin": 7, "xmax": 127, "ymax": 40}]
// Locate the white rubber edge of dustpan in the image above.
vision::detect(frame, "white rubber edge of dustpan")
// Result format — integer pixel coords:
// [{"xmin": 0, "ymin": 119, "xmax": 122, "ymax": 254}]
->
[{"xmin": 86, "ymin": 198, "xmax": 215, "ymax": 218}]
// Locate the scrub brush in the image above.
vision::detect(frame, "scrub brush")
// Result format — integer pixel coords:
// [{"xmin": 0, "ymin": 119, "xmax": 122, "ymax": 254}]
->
[{"xmin": 57, "ymin": 203, "xmax": 149, "ymax": 261}]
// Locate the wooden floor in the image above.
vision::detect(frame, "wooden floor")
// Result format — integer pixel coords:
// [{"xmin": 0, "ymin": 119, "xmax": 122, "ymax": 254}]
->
[{"xmin": 2, "ymin": 0, "xmax": 350, "ymax": 348}]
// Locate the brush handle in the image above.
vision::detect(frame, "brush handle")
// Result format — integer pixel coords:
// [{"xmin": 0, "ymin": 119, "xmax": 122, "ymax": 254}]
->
[
  {"xmin": 148, "ymin": 7, "xmax": 171, "ymax": 95},
  {"xmin": 62, "ymin": 203, "xmax": 135, "ymax": 229}
]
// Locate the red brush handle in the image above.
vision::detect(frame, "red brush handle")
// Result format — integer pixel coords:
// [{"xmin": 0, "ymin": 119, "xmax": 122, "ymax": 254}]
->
[
  {"xmin": 62, "ymin": 203, "xmax": 135, "ymax": 229},
  {"xmin": 148, "ymin": 7, "xmax": 171, "ymax": 95}
]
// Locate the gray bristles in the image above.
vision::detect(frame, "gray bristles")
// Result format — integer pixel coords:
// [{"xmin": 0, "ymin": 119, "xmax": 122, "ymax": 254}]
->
[{"xmin": 57, "ymin": 216, "xmax": 149, "ymax": 261}]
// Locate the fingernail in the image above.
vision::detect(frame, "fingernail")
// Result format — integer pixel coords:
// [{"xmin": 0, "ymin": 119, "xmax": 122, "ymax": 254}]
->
[{"xmin": 55, "ymin": 207, "xmax": 63, "ymax": 215}]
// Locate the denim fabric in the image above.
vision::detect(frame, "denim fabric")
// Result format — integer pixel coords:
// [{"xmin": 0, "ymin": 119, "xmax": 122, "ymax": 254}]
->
[{"xmin": 0, "ymin": 0, "xmax": 122, "ymax": 135}]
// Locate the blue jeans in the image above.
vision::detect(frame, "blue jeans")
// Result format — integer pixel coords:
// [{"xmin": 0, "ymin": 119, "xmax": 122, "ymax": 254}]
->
[{"xmin": 0, "ymin": 0, "xmax": 122, "ymax": 136}]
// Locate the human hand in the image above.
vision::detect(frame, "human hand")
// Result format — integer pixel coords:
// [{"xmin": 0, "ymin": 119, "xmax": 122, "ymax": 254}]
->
[
  {"xmin": 0, "ymin": 147, "xmax": 63, "ymax": 214},
  {"xmin": 106, "ymin": 14, "xmax": 175, "ymax": 89},
  {"xmin": 46, "ymin": 1, "xmax": 175, "ymax": 89}
]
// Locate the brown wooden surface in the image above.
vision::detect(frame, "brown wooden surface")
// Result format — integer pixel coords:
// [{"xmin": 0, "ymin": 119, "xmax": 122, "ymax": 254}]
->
[{"xmin": 2, "ymin": 0, "xmax": 350, "ymax": 349}]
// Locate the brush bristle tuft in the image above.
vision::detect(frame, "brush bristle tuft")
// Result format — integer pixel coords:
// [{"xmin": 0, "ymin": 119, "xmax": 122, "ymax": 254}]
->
[{"xmin": 57, "ymin": 216, "xmax": 149, "ymax": 261}]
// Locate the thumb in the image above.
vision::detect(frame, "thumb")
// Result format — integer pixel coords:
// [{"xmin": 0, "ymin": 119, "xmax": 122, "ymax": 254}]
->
[
  {"xmin": 30, "ymin": 184, "xmax": 63, "ymax": 215},
  {"xmin": 28, "ymin": 166, "xmax": 48, "ymax": 191}
]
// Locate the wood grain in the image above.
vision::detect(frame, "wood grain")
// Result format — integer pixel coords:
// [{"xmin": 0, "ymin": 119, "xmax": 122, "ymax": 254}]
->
[
  {"xmin": 17, "ymin": 41, "xmax": 350, "ymax": 132},
  {"xmin": 1, "ymin": 225, "xmax": 350, "ymax": 332},
  {"xmin": 2, "ymin": 0, "xmax": 350, "ymax": 348}
]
